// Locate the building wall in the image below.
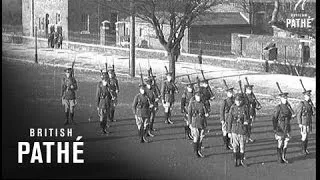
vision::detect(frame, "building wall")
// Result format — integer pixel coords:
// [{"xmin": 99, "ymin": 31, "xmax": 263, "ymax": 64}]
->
[
  {"xmin": 231, "ymin": 33, "xmax": 316, "ymax": 64},
  {"xmin": 2, "ymin": 0, "xmax": 22, "ymax": 26},
  {"xmin": 117, "ymin": 20, "xmax": 189, "ymax": 53},
  {"xmin": 22, "ymin": 0, "xmax": 68, "ymax": 39},
  {"xmin": 189, "ymin": 25, "xmax": 251, "ymax": 43}
]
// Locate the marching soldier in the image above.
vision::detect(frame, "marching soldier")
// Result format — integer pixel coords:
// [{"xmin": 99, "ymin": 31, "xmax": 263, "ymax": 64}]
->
[
  {"xmin": 220, "ymin": 87, "xmax": 234, "ymax": 150},
  {"xmin": 132, "ymin": 84, "xmax": 153, "ymax": 143},
  {"xmin": 244, "ymin": 85, "xmax": 261, "ymax": 143},
  {"xmin": 188, "ymin": 91, "xmax": 209, "ymax": 158},
  {"xmin": 161, "ymin": 72, "xmax": 178, "ymax": 124},
  {"xmin": 181, "ymin": 83, "xmax": 195, "ymax": 140},
  {"xmin": 96, "ymin": 71, "xmax": 112, "ymax": 134},
  {"xmin": 107, "ymin": 69, "xmax": 119, "ymax": 122},
  {"xmin": 296, "ymin": 90, "xmax": 315, "ymax": 156},
  {"xmin": 147, "ymin": 71, "xmax": 160, "ymax": 132},
  {"xmin": 272, "ymin": 92, "xmax": 294, "ymax": 164},
  {"xmin": 227, "ymin": 93, "xmax": 249, "ymax": 167},
  {"xmin": 61, "ymin": 68, "xmax": 78, "ymax": 125},
  {"xmin": 145, "ymin": 78, "xmax": 157, "ymax": 137}
]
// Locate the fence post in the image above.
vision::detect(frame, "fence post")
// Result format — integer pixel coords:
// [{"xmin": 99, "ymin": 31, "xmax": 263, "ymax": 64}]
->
[
  {"xmin": 35, "ymin": 26, "xmax": 38, "ymax": 64},
  {"xmin": 284, "ymin": 46, "xmax": 287, "ymax": 63}
]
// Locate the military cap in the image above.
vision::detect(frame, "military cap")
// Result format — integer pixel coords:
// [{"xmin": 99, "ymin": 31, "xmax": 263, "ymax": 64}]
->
[
  {"xmin": 139, "ymin": 83, "xmax": 146, "ymax": 88},
  {"xmin": 244, "ymin": 84, "xmax": 254, "ymax": 89},
  {"xmin": 303, "ymin": 90, "xmax": 311, "ymax": 95},
  {"xmin": 186, "ymin": 83, "xmax": 193, "ymax": 87},
  {"xmin": 108, "ymin": 69, "xmax": 114, "ymax": 72},
  {"xmin": 234, "ymin": 93, "xmax": 244, "ymax": 101},
  {"xmin": 64, "ymin": 68, "xmax": 72, "ymax": 73},
  {"xmin": 145, "ymin": 78, "xmax": 152, "ymax": 84},
  {"xmin": 279, "ymin": 92, "xmax": 289, "ymax": 97},
  {"xmin": 166, "ymin": 72, "xmax": 173, "ymax": 76},
  {"xmin": 194, "ymin": 90, "xmax": 201, "ymax": 96},
  {"xmin": 225, "ymin": 87, "xmax": 234, "ymax": 92},
  {"xmin": 202, "ymin": 79, "xmax": 209, "ymax": 83}
]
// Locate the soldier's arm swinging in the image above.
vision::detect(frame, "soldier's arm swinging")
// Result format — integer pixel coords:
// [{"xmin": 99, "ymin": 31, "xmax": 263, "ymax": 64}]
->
[
  {"xmin": 187, "ymin": 100, "xmax": 193, "ymax": 125},
  {"xmin": 220, "ymin": 100, "xmax": 226, "ymax": 123},
  {"xmin": 61, "ymin": 78, "xmax": 66, "ymax": 99},
  {"xmin": 132, "ymin": 94, "xmax": 139, "ymax": 115},
  {"xmin": 95, "ymin": 83, "xmax": 101, "ymax": 108},
  {"xmin": 296, "ymin": 102, "xmax": 304, "ymax": 126},
  {"xmin": 272, "ymin": 106, "xmax": 280, "ymax": 132}
]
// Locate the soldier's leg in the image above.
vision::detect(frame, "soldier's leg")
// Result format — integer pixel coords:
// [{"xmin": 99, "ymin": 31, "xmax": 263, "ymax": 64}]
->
[
  {"xmin": 163, "ymin": 102, "xmax": 169, "ymax": 123},
  {"xmin": 197, "ymin": 129, "xmax": 205, "ymax": 158},
  {"xmin": 282, "ymin": 135, "xmax": 290, "ymax": 163},
  {"xmin": 147, "ymin": 114, "xmax": 155, "ymax": 137},
  {"xmin": 305, "ymin": 126, "xmax": 310, "ymax": 154},
  {"xmin": 300, "ymin": 125, "xmax": 306, "ymax": 154},
  {"xmin": 63, "ymin": 99, "xmax": 70, "ymax": 125},
  {"xmin": 167, "ymin": 103, "xmax": 174, "ymax": 124},
  {"xmin": 69, "ymin": 100, "xmax": 76, "ymax": 124},
  {"xmin": 275, "ymin": 134, "xmax": 284, "ymax": 163},
  {"xmin": 149, "ymin": 109, "xmax": 156, "ymax": 132},
  {"xmin": 239, "ymin": 135, "xmax": 247, "ymax": 167},
  {"xmin": 135, "ymin": 115, "xmax": 143, "ymax": 135},
  {"xmin": 191, "ymin": 127, "xmax": 199, "ymax": 156},
  {"xmin": 231, "ymin": 133, "xmax": 240, "ymax": 167}
]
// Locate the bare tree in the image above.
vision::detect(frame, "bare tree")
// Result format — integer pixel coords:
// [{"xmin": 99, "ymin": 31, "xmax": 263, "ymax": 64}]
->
[
  {"xmin": 109, "ymin": 0, "xmax": 221, "ymax": 79},
  {"xmin": 268, "ymin": 0, "xmax": 280, "ymax": 25},
  {"xmin": 234, "ymin": 0, "xmax": 255, "ymax": 33}
]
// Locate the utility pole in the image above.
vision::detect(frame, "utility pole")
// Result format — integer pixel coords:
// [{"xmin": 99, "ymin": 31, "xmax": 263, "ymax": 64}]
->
[{"xmin": 129, "ymin": 0, "xmax": 135, "ymax": 77}]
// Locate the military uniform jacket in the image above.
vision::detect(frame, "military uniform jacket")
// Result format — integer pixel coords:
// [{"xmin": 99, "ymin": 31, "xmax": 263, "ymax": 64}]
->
[
  {"xmin": 220, "ymin": 97, "xmax": 234, "ymax": 122},
  {"xmin": 108, "ymin": 78, "xmax": 119, "ymax": 97},
  {"xmin": 132, "ymin": 93, "xmax": 151, "ymax": 118},
  {"xmin": 272, "ymin": 103, "xmax": 292, "ymax": 136},
  {"xmin": 296, "ymin": 100, "xmax": 315, "ymax": 126},
  {"xmin": 244, "ymin": 93, "xmax": 258, "ymax": 117},
  {"xmin": 181, "ymin": 89, "xmax": 194, "ymax": 112},
  {"xmin": 227, "ymin": 104, "xmax": 249, "ymax": 135},
  {"xmin": 61, "ymin": 77, "xmax": 78, "ymax": 100},
  {"xmin": 200, "ymin": 86, "xmax": 213, "ymax": 102},
  {"xmin": 161, "ymin": 80, "xmax": 176, "ymax": 103},
  {"xmin": 187, "ymin": 98, "xmax": 208, "ymax": 129},
  {"xmin": 145, "ymin": 87, "xmax": 156, "ymax": 105},
  {"xmin": 96, "ymin": 82, "xmax": 112, "ymax": 109}
]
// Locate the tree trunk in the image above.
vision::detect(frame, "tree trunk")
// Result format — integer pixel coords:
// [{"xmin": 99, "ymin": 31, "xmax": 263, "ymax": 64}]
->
[{"xmin": 167, "ymin": 50, "xmax": 176, "ymax": 80}]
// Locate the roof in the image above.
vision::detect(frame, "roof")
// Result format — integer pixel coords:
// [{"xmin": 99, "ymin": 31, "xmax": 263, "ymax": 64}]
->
[{"xmin": 192, "ymin": 12, "xmax": 249, "ymax": 26}]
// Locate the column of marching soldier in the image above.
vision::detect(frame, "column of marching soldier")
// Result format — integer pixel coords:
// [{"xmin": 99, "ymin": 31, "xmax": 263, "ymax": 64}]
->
[{"xmin": 61, "ymin": 63, "xmax": 315, "ymax": 167}]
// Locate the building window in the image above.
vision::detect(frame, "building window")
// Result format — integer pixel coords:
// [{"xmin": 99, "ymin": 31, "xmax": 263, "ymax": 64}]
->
[
  {"xmin": 110, "ymin": 12, "xmax": 118, "ymax": 31},
  {"xmin": 81, "ymin": 13, "xmax": 90, "ymax": 33},
  {"xmin": 139, "ymin": 28, "xmax": 143, "ymax": 37},
  {"xmin": 56, "ymin": 13, "xmax": 61, "ymax": 24}
]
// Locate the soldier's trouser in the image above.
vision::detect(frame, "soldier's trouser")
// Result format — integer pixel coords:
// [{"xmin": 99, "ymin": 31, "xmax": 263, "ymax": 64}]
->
[
  {"xmin": 135, "ymin": 115, "xmax": 149, "ymax": 131},
  {"xmin": 204, "ymin": 101, "xmax": 211, "ymax": 113},
  {"xmin": 231, "ymin": 133, "xmax": 245, "ymax": 153},
  {"xmin": 163, "ymin": 102, "xmax": 173, "ymax": 119},
  {"xmin": 275, "ymin": 133, "xmax": 291, "ymax": 148},
  {"xmin": 221, "ymin": 121, "xmax": 227, "ymax": 136},
  {"xmin": 246, "ymin": 116, "xmax": 255, "ymax": 138},
  {"xmin": 149, "ymin": 108, "xmax": 157, "ymax": 130},
  {"xmin": 191, "ymin": 127, "xmax": 205, "ymax": 143},
  {"xmin": 300, "ymin": 125, "xmax": 310, "ymax": 141},
  {"xmin": 62, "ymin": 99, "xmax": 76, "ymax": 113},
  {"xmin": 99, "ymin": 108, "xmax": 109, "ymax": 130},
  {"xmin": 109, "ymin": 98, "xmax": 117, "ymax": 121}
]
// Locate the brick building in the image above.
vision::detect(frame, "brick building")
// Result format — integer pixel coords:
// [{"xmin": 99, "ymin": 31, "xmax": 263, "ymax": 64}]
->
[{"xmin": 22, "ymin": 0, "xmax": 126, "ymax": 44}]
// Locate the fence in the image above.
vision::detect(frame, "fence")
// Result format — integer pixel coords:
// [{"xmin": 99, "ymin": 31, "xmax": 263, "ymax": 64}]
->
[
  {"xmin": 68, "ymin": 31, "xmax": 116, "ymax": 46},
  {"xmin": 2, "ymin": 24, "xmax": 23, "ymax": 35},
  {"xmin": 189, "ymin": 40, "xmax": 232, "ymax": 56}
]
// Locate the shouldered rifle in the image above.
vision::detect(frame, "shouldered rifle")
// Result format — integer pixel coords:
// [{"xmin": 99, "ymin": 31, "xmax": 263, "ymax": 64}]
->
[
  {"xmin": 200, "ymin": 70, "xmax": 214, "ymax": 98},
  {"xmin": 71, "ymin": 57, "xmax": 76, "ymax": 78},
  {"xmin": 139, "ymin": 64, "xmax": 144, "ymax": 85},
  {"xmin": 245, "ymin": 77, "xmax": 262, "ymax": 108},
  {"xmin": 276, "ymin": 82, "xmax": 295, "ymax": 116},
  {"xmin": 149, "ymin": 67, "xmax": 161, "ymax": 97},
  {"xmin": 223, "ymin": 79, "xmax": 229, "ymax": 89},
  {"xmin": 187, "ymin": 75, "xmax": 192, "ymax": 84},
  {"xmin": 164, "ymin": 66, "xmax": 179, "ymax": 93},
  {"xmin": 238, "ymin": 80, "xmax": 244, "ymax": 95}
]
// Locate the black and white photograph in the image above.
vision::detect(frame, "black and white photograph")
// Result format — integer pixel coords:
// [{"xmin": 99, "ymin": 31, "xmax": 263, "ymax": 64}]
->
[{"xmin": 2, "ymin": 0, "xmax": 316, "ymax": 179}]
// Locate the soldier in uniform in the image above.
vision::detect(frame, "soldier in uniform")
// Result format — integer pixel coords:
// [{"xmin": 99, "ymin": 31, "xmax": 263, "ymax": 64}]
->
[
  {"xmin": 272, "ymin": 92, "xmax": 294, "ymax": 164},
  {"xmin": 244, "ymin": 85, "xmax": 261, "ymax": 143},
  {"xmin": 96, "ymin": 71, "xmax": 112, "ymax": 134},
  {"xmin": 220, "ymin": 87, "xmax": 234, "ymax": 150},
  {"xmin": 148, "ymin": 74, "xmax": 160, "ymax": 132},
  {"xmin": 161, "ymin": 72, "xmax": 178, "ymax": 124},
  {"xmin": 181, "ymin": 83, "xmax": 195, "ymax": 140},
  {"xmin": 188, "ymin": 91, "xmax": 209, "ymax": 158},
  {"xmin": 145, "ymin": 78, "xmax": 158, "ymax": 137},
  {"xmin": 296, "ymin": 90, "xmax": 315, "ymax": 155},
  {"xmin": 199, "ymin": 79, "xmax": 215, "ymax": 113},
  {"xmin": 132, "ymin": 84, "xmax": 153, "ymax": 143},
  {"xmin": 107, "ymin": 69, "xmax": 119, "ymax": 122},
  {"xmin": 227, "ymin": 93, "xmax": 249, "ymax": 167},
  {"xmin": 61, "ymin": 68, "xmax": 78, "ymax": 125}
]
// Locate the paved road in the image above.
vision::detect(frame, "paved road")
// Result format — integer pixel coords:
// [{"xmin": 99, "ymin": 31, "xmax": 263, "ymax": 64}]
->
[{"xmin": 2, "ymin": 56, "xmax": 316, "ymax": 179}]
